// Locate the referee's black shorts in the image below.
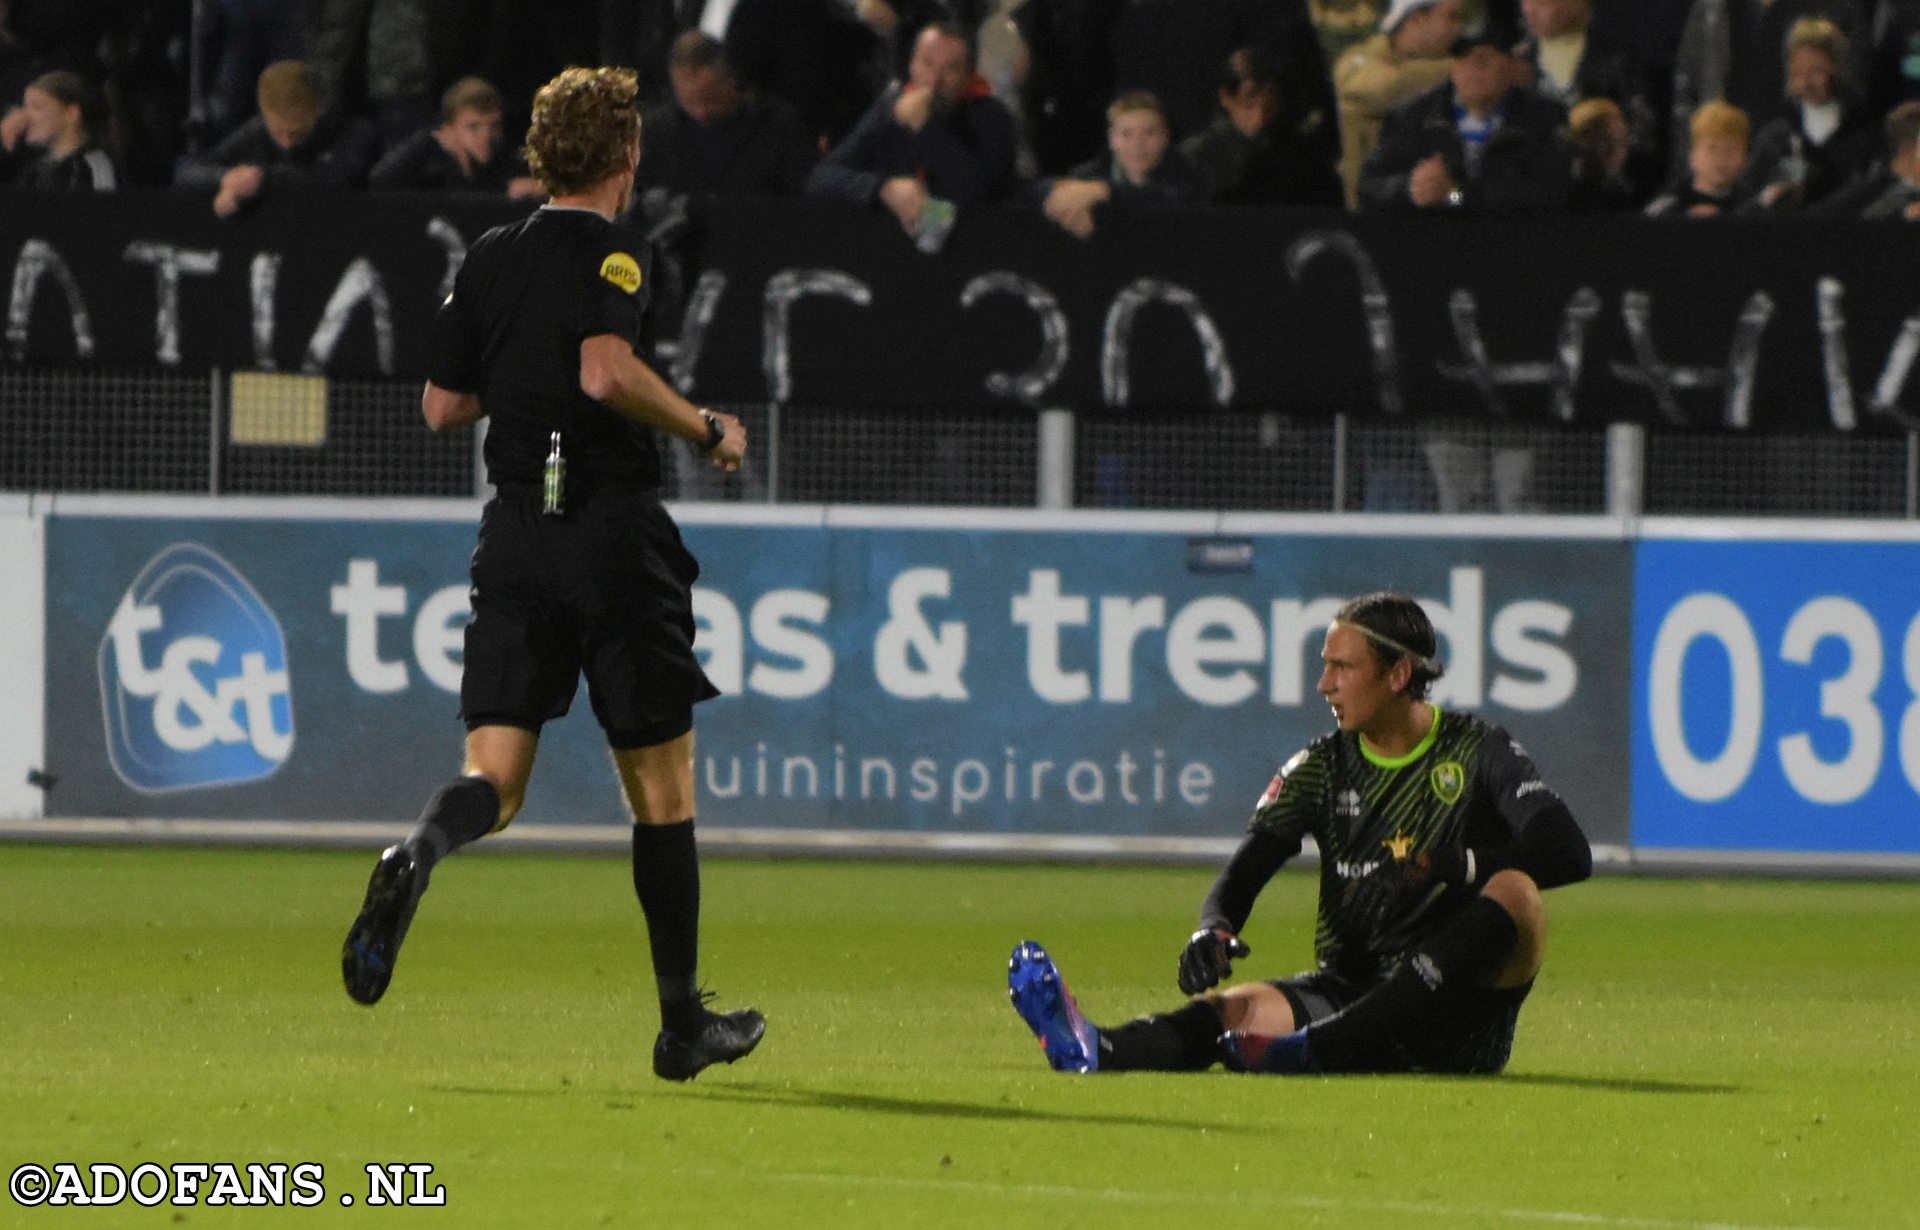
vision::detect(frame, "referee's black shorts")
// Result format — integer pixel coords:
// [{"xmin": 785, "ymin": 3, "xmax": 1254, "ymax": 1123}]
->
[
  {"xmin": 1271, "ymin": 965, "xmax": 1533, "ymax": 1075},
  {"xmin": 460, "ymin": 486, "xmax": 721, "ymax": 749}
]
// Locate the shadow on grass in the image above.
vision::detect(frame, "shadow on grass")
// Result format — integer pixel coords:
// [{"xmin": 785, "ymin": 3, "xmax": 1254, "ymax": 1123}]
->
[
  {"xmin": 1498, "ymin": 1073, "xmax": 1740, "ymax": 1095},
  {"xmin": 669, "ymin": 1081, "xmax": 1266, "ymax": 1133}
]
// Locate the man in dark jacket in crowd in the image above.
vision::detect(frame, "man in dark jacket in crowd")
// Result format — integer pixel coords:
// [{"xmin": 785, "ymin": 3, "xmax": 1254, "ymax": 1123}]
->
[
  {"xmin": 369, "ymin": 75, "xmax": 540, "ymax": 196},
  {"xmin": 175, "ymin": 59, "xmax": 377, "ymax": 217},
  {"xmin": 638, "ymin": 29, "xmax": 817, "ymax": 199},
  {"xmin": 1359, "ymin": 18, "xmax": 1571, "ymax": 214},
  {"xmin": 1182, "ymin": 42, "xmax": 1344, "ymax": 206},
  {"xmin": 806, "ymin": 21, "xmax": 1017, "ymax": 239}
]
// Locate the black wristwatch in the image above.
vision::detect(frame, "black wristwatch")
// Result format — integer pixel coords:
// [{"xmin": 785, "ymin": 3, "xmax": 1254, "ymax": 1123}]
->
[{"xmin": 699, "ymin": 411, "xmax": 726, "ymax": 452}]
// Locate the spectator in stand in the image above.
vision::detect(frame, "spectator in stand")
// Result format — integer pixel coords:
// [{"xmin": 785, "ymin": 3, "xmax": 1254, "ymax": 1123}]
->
[
  {"xmin": 2, "ymin": 0, "xmax": 116, "ymax": 78},
  {"xmin": 1182, "ymin": 43, "xmax": 1345, "ymax": 207},
  {"xmin": 432, "ymin": 0, "xmax": 597, "ymax": 145},
  {"xmin": 1670, "ymin": 0, "xmax": 1868, "ymax": 183},
  {"xmin": 857, "ymin": 0, "xmax": 992, "ymax": 84},
  {"xmin": 1812, "ymin": 99, "xmax": 1920, "ymax": 218},
  {"xmin": 807, "ymin": 21, "xmax": 1017, "ymax": 239},
  {"xmin": 175, "ymin": 60, "xmax": 378, "ymax": 218},
  {"xmin": 1112, "ymin": 0, "xmax": 1337, "ymax": 172},
  {"xmin": 89, "ymin": 2, "xmax": 193, "ymax": 187},
  {"xmin": 1334, "ymin": 0, "xmax": 1463, "ymax": 206},
  {"xmin": 1014, "ymin": 0, "xmax": 1123, "ymax": 175},
  {"xmin": 1513, "ymin": 0, "xmax": 1662, "ymax": 198},
  {"xmin": 1312, "ymin": 0, "xmax": 1383, "ymax": 68},
  {"xmin": 369, "ymin": 76, "xmax": 541, "ymax": 197},
  {"xmin": 1854, "ymin": 100, "xmax": 1920, "ymax": 219},
  {"xmin": 305, "ymin": 0, "xmax": 433, "ymax": 153},
  {"xmin": 1565, "ymin": 96, "xmax": 1640, "ymax": 210},
  {"xmin": 190, "ymin": 0, "xmax": 307, "ymax": 145},
  {"xmin": 1868, "ymin": 0, "xmax": 1920, "ymax": 117},
  {"xmin": 1037, "ymin": 90, "xmax": 1201, "ymax": 238},
  {"xmin": 0, "ymin": 0, "xmax": 43, "ymax": 126},
  {"xmin": 1735, "ymin": 17, "xmax": 1879, "ymax": 213},
  {"xmin": 1645, "ymin": 99, "xmax": 1748, "ymax": 216},
  {"xmin": 724, "ymin": 0, "xmax": 885, "ymax": 148},
  {"xmin": 973, "ymin": 0, "xmax": 1034, "ymax": 175},
  {"xmin": 637, "ymin": 29, "xmax": 817, "ymax": 199},
  {"xmin": 1357, "ymin": 17, "xmax": 1572, "ymax": 214},
  {"xmin": 596, "ymin": 0, "xmax": 692, "ymax": 108},
  {"xmin": 0, "ymin": 69, "xmax": 115, "ymax": 189}
]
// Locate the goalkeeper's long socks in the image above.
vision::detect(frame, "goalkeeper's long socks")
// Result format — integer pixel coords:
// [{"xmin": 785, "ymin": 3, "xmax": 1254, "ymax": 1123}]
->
[
  {"xmin": 632, "ymin": 819, "xmax": 704, "ymax": 1035},
  {"xmin": 1301, "ymin": 896, "xmax": 1520, "ymax": 1073},
  {"xmin": 1100, "ymin": 999, "xmax": 1226, "ymax": 1071},
  {"xmin": 403, "ymin": 776, "xmax": 500, "ymax": 875}
]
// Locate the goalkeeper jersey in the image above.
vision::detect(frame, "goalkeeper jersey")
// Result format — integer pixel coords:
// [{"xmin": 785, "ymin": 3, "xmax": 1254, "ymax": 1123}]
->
[{"xmin": 1248, "ymin": 708, "xmax": 1562, "ymax": 980}]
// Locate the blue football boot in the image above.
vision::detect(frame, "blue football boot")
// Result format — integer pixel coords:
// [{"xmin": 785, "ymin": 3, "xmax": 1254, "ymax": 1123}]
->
[{"xmin": 1007, "ymin": 940, "xmax": 1100, "ymax": 1073}]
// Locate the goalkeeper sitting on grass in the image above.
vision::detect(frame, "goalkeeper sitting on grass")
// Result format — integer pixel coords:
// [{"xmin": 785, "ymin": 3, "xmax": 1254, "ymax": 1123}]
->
[{"xmin": 1008, "ymin": 591, "xmax": 1592, "ymax": 1076}]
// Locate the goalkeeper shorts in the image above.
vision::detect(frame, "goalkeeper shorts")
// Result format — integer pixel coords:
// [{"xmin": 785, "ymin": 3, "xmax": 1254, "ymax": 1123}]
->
[{"xmin": 1269, "ymin": 966, "xmax": 1534, "ymax": 1075}]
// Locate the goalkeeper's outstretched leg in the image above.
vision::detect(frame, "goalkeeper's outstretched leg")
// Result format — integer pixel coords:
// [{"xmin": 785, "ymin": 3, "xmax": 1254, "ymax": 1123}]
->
[{"xmin": 1007, "ymin": 884, "xmax": 1546, "ymax": 1078}]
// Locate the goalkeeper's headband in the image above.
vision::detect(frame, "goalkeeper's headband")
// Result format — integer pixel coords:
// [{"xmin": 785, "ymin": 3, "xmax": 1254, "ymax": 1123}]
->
[{"xmin": 1335, "ymin": 618, "xmax": 1438, "ymax": 674}]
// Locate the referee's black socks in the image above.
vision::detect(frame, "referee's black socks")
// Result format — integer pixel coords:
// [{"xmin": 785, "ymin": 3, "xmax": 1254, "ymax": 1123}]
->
[
  {"xmin": 404, "ymin": 776, "xmax": 501, "ymax": 875},
  {"xmin": 1304, "ymin": 895, "xmax": 1519, "ymax": 1073},
  {"xmin": 632, "ymin": 819, "xmax": 705, "ymax": 1037}
]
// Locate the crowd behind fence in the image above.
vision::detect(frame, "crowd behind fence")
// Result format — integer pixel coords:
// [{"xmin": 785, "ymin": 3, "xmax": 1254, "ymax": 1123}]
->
[{"xmin": 3, "ymin": 366, "xmax": 1916, "ymax": 518}]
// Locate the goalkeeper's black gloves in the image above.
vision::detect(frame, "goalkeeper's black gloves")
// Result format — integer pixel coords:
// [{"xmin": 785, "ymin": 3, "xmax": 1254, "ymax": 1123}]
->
[
  {"xmin": 1177, "ymin": 926, "xmax": 1251, "ymax": 995},
  {"xmin": 1347, "ymin": 845, "xmax": 1475, "ymax": 933}
]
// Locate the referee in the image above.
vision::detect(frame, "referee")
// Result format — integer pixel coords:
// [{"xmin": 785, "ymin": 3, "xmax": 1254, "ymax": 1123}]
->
[{"xmin": 342, "ymin": 66, "xmax": 764, "ymax": 1082}]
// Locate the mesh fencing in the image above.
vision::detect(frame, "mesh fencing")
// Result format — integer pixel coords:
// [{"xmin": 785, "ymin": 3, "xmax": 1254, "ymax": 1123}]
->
[
  {"xmin": 220, "ymin": 374, "xmax": 478, "ymax": 498},
  {"xmin": 1, "ymin": 367, "xmax": 213, "ymax": 494},
  {"xmin": 1075, "ymin": 413, "xmax": 1334, "ymax": 510},
  {"xmin": 1345, "ymin": 419, "xmax": 1610, "ymax": 514},
  {"xmin": 1644, "ymin": 431, "xmax": 1916, "ymax": 519},
  {"xmin": 773, "ymin": 405, "xmax": 1038, "ymax": 506},
  {"xmin": 2, "ymin": 368, "xmax": 1916, "ymax": 518}
]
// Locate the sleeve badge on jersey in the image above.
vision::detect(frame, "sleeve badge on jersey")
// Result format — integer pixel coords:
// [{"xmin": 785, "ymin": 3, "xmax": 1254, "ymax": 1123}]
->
[
  {"xmin": 599, "ymin": 251, "xmax": 642, "ymax": 294},
  {"xmin": 1255, "ymin": 749, "xmax": 1310, "ymax": 809}
]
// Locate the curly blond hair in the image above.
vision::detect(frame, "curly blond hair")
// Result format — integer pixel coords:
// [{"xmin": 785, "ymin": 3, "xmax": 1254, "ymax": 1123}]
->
[{"xmin": 523, "ymin": 66, "xmax": 642, "ymax": 197}]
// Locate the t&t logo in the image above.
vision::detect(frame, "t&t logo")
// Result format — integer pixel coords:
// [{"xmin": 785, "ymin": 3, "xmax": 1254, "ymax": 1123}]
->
[{"xmin": 97, "ymin": 543, "xmax": 294, "ymax": 792}]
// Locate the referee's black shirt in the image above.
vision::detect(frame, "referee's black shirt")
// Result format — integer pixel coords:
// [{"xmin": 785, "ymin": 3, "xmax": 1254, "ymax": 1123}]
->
[{"xmin": 429, "ymin": 205, "xmax": 662, "ymax": 494}]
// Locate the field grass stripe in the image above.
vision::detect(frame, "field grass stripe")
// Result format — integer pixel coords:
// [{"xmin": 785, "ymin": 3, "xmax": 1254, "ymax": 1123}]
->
[{"xmin": 686, "ymin": 1166, "xmax": 1831, "ymax": 1230}]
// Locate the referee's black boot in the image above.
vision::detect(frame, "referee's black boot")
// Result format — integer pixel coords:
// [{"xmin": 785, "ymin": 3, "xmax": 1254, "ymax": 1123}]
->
[
  {"xmin": 652, "ymin": 1006, "xmax": 767, "ymax": 1081},
  {"xmin": 341, "ymin": 844, "xmax": 428, "ymax": 1006}
]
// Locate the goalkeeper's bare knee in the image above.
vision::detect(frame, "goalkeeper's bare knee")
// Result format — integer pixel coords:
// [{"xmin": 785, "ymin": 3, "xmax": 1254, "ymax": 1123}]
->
[{"xmin": 1480, "ymin": 870, "xmax": 1545, "ymax": 987}]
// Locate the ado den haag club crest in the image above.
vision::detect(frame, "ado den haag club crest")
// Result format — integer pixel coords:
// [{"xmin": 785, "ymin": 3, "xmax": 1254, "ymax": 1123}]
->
[
  {"xmin": 1430, "ymin": 760, "xmax": 1466, "ymax": 805},
  {"xmin": 98, "ymin": 543, "xmax": 295, "ymax": 792}
]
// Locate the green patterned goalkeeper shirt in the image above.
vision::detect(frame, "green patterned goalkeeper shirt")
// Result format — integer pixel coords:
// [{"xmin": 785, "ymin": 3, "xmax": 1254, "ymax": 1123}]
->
[{"xmin": 1248, "ymin": 708, "xmax": 1563, "ymax": 980}]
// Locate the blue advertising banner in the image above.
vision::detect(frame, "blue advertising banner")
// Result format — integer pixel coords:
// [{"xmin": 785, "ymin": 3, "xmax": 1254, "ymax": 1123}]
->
[
  {"xmin": 1631, "ymin": 538, "xmax": 1920, "ymax": 853},
  {"xmin": 43, "ymin": 511, "xmax": 1632, "ymax": 845}
]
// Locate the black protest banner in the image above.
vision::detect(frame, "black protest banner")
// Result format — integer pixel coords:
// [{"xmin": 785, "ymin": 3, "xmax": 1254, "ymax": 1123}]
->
[
  {"xmin": 5, "ymin": 188, "xmax": 1917, "ymax": 432},
  {"xmin": 679, "ymin": 198, "xmax": 1920, "ymax": 433},
  {"xmin": 2, "ymin": 189, "xmax": 531, "ymax": 379}
]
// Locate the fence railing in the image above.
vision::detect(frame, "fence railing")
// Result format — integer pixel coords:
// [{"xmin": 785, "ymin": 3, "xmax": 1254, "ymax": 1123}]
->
[{"xmin": 4, "ymin": 367, "xmax": 1917, "ymax": 518}]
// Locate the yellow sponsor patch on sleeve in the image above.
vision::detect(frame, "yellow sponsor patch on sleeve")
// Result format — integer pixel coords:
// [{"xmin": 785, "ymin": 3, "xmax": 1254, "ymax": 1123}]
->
[{"xmin": 599, "ymin": 251, "xmax": 642, "ymax": 294}]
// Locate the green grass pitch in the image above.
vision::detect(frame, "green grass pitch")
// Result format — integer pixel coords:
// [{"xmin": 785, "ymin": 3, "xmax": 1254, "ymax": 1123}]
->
[{"xmin": 3, "ymin": 842, "xmax": 1917, "ymax": 1229}]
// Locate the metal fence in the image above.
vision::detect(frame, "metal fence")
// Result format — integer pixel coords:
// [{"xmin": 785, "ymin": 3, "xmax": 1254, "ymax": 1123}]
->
[{"xmin": 4, "ymin": 367, "xmax": 1917, "ymax": 517}]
